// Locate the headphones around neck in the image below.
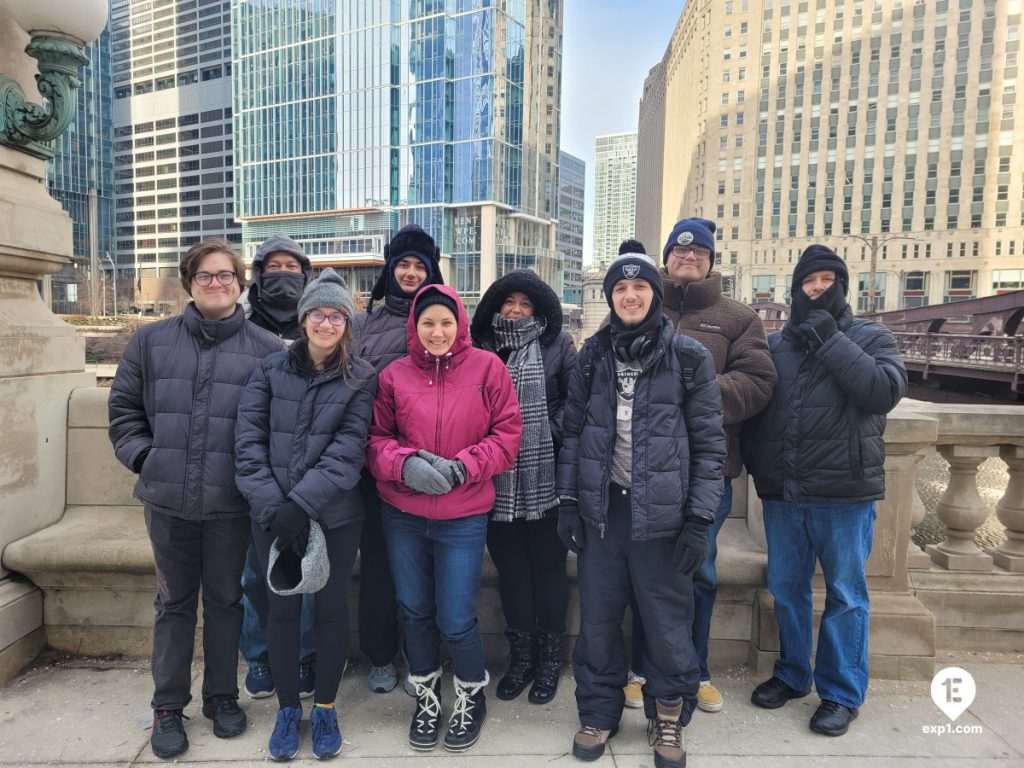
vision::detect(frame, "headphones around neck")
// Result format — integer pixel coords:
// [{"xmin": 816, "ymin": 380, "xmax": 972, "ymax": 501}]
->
[{"xmin": 614, "ymin": 334, "xmax": 655, "ymax": 362}]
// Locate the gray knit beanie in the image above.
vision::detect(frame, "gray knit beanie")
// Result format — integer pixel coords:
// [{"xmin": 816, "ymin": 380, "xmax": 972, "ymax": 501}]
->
[
  {"xmin": 297, "ymin": 267, "xmax": 355, "ymax": 322},
  {"xmin": 267, "ymin": 521, "xmax": 330, "ymax": 596}
]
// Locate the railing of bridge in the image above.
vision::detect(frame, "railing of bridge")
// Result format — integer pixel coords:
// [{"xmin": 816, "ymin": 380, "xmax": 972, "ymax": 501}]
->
[{"xmin": 894, "ymin": 332, "xmax": 1024, "ymax": 373}]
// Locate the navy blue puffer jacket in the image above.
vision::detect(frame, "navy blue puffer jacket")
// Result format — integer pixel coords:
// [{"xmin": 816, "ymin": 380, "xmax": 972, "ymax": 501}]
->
[
  {"xmin": 742, "ymin": 306, "xmax": 907, "ymax": 502},
  {"xmin": 234, "ymin": 343, "xmax": 377, "ymax": 530},
  {"xmin": 556, "ymin": 317, "xmax": 726, "ymax": 541}
]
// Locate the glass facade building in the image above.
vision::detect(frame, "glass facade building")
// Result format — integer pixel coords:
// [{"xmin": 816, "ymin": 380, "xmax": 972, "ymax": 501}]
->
[
  {"xmin": 45, "ymin": 26, "xmax": 115, "ymax": 315},
  {"xmin": 592, "ymin": 131, "xmax": 638, "ymax": 270},
  {"xmin": 233, "ymin": 0, "xmax": 564, "ymax": 308},
  {"xmin": 557, "ymin": 150, "xmax": 585, "ymax": 305}
]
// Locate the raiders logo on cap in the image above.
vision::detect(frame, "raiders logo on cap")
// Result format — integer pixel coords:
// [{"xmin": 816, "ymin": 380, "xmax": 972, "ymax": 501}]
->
[
  {"xmin": 622, "ymin": 264, "xmax": 641, "ymax": 279},
  {"xmin": 677, "ymin": 231, "xmax": 694, "ymax": 246}
]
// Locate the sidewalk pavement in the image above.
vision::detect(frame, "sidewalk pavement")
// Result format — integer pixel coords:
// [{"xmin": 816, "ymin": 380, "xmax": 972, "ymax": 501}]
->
[{"xmin": 1, "ymin": 651, "xmax": 1022, "ymax": 767}]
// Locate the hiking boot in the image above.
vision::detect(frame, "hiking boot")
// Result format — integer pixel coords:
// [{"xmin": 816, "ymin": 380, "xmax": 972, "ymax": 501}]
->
[
  {"xmin": 809, "ymin": 700, "xmax": 859, "ymax": 737},
  {"xmin": 408, "ymin": 668, "xmax": 443, "ymax": 751},
  {"xmin": 529, "ymin": 629, "xmax": 563, "ymax": 704},
  {"xmin": 696, "ymin": 680, "xmax": 723, "ymax": 712},
  {"xmin": 299, "ymin": 661, "xmax": 316, "ymax": 699},
  {"xmin": 443, "ymin": 673, "xmax": 489, "ymax": 752},
  {"xmin": 572, "ymin": 724, "xmax": 617, "ymax": 761},
  {"xmin": 202, "ymin": 695, "xmax": 247, "ymax": 738},
  {"xmin": 624, "ymin": 670, "xmax": 645, "ymax": 708},
  {"xmin": 310, "ymin": 705, "xmax": 343, "ymax": 759},
  {"xmin": 150, "ymin": 708, "xmax": 188, "ymax": 759},
  {"xmin": 368, "ymin": 662, "xmax": 398, "ymax": 693},
  {"xmin": 648, "ymin": 700, "xmax": 685, "ymax": 768},
  {"xmin": 750, "ymin": 676, "xmax": 810, "ymax": 709},
  {"xmin": 496, "ymin": 628, "xmax": 536, "ymax": 701},
  {"xmin": 268, "ymin": 705, "xmax": 302, "ymax": 761},
  {"xmin": 245, "ymin": 661, "xmax": 275, "ymax": 699}
]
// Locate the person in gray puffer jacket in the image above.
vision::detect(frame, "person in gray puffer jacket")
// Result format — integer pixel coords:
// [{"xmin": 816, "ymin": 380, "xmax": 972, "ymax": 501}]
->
[
  {"xmin": 556, "ymin": 252, "xmax": 725, "ymax": 768},
  {"xmin": 350, "ymin": 224, "xmax": 444, "ymax": 694},
  {"xmin": 743, "ymin": 244, "xmax": 907, "ymax": 739}
]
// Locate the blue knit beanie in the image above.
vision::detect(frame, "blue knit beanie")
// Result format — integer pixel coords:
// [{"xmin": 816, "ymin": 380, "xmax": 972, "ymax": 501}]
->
[{"xmin": 662, "ymin": 217, "xmax": 717, "ymax": 267}]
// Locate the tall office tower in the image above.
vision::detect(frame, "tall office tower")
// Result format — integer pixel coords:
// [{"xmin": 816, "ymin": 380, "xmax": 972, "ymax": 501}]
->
[
  {"xmin": 637, "ymin": 0, "xmax": 1024, "ymax": 310},
  {"xmin": 46, "ymin": 26, "xmax": 115, "ymax": 315},
  {"xmin": 110, "ymin": 0, "xmax": 239, "ymax": 314},
  {"xmin": 233, "ymin": 1, "xmax": 564, "ymax": 309},
  {"xmin": 558, "ymin": 150, "xmax": 585, "ymax": 306},
  {"xmin": 591, "ymin": 131, "xmax": 638, "ymax": 270}
]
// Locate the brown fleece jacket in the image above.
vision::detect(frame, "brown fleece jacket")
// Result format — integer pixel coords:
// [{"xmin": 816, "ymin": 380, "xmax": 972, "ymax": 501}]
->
[{"xmin": 661, "ymin": 268, "xmax": 777, "ymax": 477}]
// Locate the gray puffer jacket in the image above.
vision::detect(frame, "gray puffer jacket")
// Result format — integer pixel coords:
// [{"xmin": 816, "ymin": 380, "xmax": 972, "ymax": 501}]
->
[
  {"xmin": 108, "ymin": 304, "xmax": 284, "ymax": 518},
  {"xmin": 742, "ymin": 306, "xmax": 908, "ymax": 502},
  {"xmin": 352, "ymin": 294, "xmax": 410, "ymax": 374},
  {"xmin": 234, "ymin": 343, "xmax": 377, "ymax": 530},
  {"xmin": 556, "ymin": 317, "xmax": 726, "ymax": 541}
]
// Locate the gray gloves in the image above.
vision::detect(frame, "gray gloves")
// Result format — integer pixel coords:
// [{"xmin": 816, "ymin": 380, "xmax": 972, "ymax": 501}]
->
[
  {"xmin": 416, "ymin": 449, "xmax": 468, "ymax": 487},
  {"xmin": 401, "ymin": 455, "xmax": 452, "ymax": 495}
]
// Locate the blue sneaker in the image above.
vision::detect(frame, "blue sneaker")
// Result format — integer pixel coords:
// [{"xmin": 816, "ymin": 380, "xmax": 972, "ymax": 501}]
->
[
  {"xmin": 244, "ymin": 661, "xmax": 275, "ymax": 699},
  {"xmin": 311, "ymin": 705, "xmax": 342, "ymax": 760},
  {"xmin": 299, "ymin": 661, "xmax": 316, "ymax": 699},
  {"xmin": 269, "ymin": 705, "xmax": 302, "ymax": 761}
]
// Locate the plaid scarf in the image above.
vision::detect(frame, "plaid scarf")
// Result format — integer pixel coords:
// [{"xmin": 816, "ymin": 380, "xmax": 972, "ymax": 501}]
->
[{"xmin": 490, "ymin": 314, "xmax": 558, "ymax": 522}]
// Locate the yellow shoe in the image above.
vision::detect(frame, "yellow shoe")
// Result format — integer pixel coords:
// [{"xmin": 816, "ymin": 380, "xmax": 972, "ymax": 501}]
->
[
  {"xmin": 697, "ymin": 680, "xmax": 724, "ymax": 712},
  {"xmin": 624, "ymin": 672, "xmax": 645, "ymax": 708}
]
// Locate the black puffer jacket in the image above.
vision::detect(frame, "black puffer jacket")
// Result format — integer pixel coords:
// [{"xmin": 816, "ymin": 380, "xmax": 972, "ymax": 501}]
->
[
  {"xmin": 470, "ymin": 269, "xmax": 577, "ymax": 447},
  {"xmin": 742, "ymin": 306, "xmax": 907, "ymax": 502},
  {"xmin": 556, "ymin": 317, "xmax": 726, "ymax": 541},
  {"xmin": 352, "ymin": 294, "xmax": 410, "ymax": 374},
  {"xmin": 108, "ymin": 304, "xmax": 283, "ymax": 519},
  {"xmin": 234, "ymin": 343, "xmax": 377, "ymax": 530}
]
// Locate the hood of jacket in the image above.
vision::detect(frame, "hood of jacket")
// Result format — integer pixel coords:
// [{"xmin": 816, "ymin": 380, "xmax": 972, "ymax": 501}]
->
[
  {"xmin": 406, "ymin": 284, "xmax": 471, "ymax": 369},
  {"xmin": 252, "ymin": 234, "xmax": 313, "ymax": 283},
  {"xmin": 470, "ymin": 268, "xmax": 563, "ymax": 348}
]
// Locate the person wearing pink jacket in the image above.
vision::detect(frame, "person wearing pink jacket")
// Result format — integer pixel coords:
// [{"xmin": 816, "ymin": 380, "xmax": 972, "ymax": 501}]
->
[{"xmin": 367, "ymin": 284, "xmax": 522, "ymax": 754}]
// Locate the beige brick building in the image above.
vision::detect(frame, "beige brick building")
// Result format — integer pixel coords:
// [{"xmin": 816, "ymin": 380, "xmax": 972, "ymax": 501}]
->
[
  {"xmin": 593, "ymin": 131, "xmax": 639, "ymax": 269},
  {"xmin": 637, "ymin": 0, "xmax": 1024, "ymax": 312}
]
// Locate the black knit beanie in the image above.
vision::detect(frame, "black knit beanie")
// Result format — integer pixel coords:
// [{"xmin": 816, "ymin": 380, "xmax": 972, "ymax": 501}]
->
[
  {"xmin": 792, "ymin": 244, "xmax": 849, "ymax": 294},
  {"xmin": 413, "ymin": 288, "xmax": 458, "ymax": 323}
]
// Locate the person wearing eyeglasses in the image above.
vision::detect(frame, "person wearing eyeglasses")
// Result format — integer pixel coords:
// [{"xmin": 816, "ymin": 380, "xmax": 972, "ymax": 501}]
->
[
  {"xmin": 108, "ymin": 240, "xmax": 284, "ymax": 760},
  {"xmin": 236, "ymin": 268, "xmax": 376, "ymax": 760}
]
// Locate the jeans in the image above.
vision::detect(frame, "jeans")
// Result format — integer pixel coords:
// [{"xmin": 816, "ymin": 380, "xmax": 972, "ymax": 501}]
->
[
  {"xmin": 381, "ymin": 505, "xmax": 488, "ymax": 682},
  {"xmin": 630, "ymin": 477, "xmax": 731, "ymax": 681},
  {"xmin": 762, "ymin": 499, "xmax": 876, "ymax": 709},
  {"xmin": 239, "ymin": 542, "xmax": 316, "ymax": 665}
]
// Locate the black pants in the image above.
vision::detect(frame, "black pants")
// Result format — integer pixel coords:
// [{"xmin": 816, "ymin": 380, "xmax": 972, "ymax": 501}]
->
[
  {"xmin": 358, "ymin": 470, "xmax": 401, "ymax": 666},
  {"xmin": 486, "ymin": 515, "xmax": 569, "ymax": 634},
  {"xmin": 572, "ymin": 485, "xmax": 699, "ymax": 728},
  {"xmin": 144, "ymin": 507, "xmax": 250, "ymax": 710},
  {"xmin": 252, "ymin": 520, "xmax": 363, "ymax": 708}
]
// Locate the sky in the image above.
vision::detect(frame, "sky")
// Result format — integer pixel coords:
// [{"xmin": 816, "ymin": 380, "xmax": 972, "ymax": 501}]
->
[{"xmin": 560, "ymin": 0, "xmax": 686, "ymax": 266}]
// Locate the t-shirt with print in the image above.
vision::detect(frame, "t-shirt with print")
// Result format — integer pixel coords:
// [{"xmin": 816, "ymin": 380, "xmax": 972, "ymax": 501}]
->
[{"xmin": 610, "ymin": 357, "xmax": 642, "ymax": 488}]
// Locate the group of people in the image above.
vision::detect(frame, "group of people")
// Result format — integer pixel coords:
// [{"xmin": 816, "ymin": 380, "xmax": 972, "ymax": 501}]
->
[{"xmin": 107, "ymin": 216, "xmax": 907, "ymax": 766}]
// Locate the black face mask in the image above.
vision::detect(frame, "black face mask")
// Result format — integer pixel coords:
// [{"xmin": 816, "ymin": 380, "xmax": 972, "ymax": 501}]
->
[
  {"xmin": 258, "ymin": 271, "xmax": 306, "ymax": 309},
  {"xmin": 790, "ymin": 280, "xmax": 847, "ymax": 325}
]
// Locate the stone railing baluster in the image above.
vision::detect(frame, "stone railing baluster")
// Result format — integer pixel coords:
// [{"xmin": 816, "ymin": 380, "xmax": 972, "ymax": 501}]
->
[
  {"xmin": 908, "ymin": 450, "xmax": 932, "ymax": 569},
  {"xmin": 926, "ymin": 444, "xmax": 997, "ymax": 571},
  {"xmin": 991, "ymin": 445, "xmax": 1024, "ymax": 573}
]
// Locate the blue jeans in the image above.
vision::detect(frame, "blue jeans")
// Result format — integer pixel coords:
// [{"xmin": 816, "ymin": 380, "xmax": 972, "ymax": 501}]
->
[
  {"xmin": 239, "ymin": 542, "xmax": 316, "ymax": 665},
  {"xmin": 381, "ymin": 505, "xmax": 488, "ymax": 682},
  {"xmin": 762, "ymin": 499, "xmax": 876, "ymax": 709},
  {"xmin": 631, "ymin": 478, "xmax": 731, "ymax": 680}
]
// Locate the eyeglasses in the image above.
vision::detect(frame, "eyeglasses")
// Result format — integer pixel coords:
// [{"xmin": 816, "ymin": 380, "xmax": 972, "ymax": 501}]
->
[
  {"xmin": 671, "ymin": 246, "xmax": 712, "ymax": 261},
  {"xmin": 193, "ymin": 271, "xmax": 237, "ymax": 287},
  {"xmin": 307, "ymin": 310, "xmax": 347, "ymax": 326}
]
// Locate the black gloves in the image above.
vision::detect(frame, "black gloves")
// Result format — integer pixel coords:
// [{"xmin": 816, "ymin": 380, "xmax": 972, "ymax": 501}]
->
[
  {"xmin": 673, "ymin": 517, "xmax": 711, "ymax": 576},
  {"xmin": 557, "ymin": 500, "xmax": 584, "ymax": 554},
  {"xmin": 416, "ymin": 450, "xmax": 468, "ymax": 487},
  {"xmin": 799, "ymin": 309, "xmax": 839, "ymax": 351},
  {"xmin": 401, "ymin": 455, "xmax": 452, "ymax": 495},
  {"xmin": 271, "ymin": 500, "xmax": 309, "ymax": 553}
]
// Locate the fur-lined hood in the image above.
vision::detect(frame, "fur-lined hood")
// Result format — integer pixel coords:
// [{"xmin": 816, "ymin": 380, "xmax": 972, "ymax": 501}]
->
[{"xmin": 470, "ymin": 269, "xmax": 563, "ymax": 348}]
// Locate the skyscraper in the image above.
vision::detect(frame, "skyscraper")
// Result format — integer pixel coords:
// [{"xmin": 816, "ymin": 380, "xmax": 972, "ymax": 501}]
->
[
  {"xmin": 45, "ymin": 26, "xmax": 114, "ymax": 315},
  {"xmin": 233, "ymin": 1, "xmax": 564, "ymax": 309},
  {"xmin": 557, "ymin": 150, "xmax": 585, "ymax": 306},
  {"xmin": 637, "ymin": 0, "xmax": 1024, "ymax": 309},
  {"xmin": 591, "ymin": 131, "xmax": 637, "ymax": 269},
  {"xmin": 110, "ymin": 0, "xmax": 239, "ymax": 313}
]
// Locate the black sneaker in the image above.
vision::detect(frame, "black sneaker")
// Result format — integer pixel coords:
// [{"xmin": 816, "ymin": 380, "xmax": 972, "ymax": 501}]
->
[
  {"xmin": 810, "ymin": 700, "xmax": 859, "ymax": 736},
  {"xmin": 408, "ymin": 669, "xmax": 443, "ymax": 751},
  {"xmin": 151, "ymin": 708, "xmax": 188, "ymax": 759},
  {"xmin": 202, "ymin": 695, "xmax": 247, "ymax": 738},
  {"xmin": 750, "ymin": 676, "xmax": 810, "ymax": 709},
  {"xmin": 443, "ymin": 675, "xmax": 488, "ymax": 752}
]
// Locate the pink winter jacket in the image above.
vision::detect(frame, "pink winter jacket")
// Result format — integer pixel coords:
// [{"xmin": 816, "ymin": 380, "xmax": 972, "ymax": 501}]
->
[{"xmin": 367, "ymin": 285, "xmax": 523, "ymax": 519}]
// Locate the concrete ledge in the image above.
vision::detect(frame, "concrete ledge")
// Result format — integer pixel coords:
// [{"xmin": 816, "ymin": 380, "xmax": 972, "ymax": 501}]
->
[
  {"xmin": 912, "ymin": 567, "xmax": 1024, "ymax": 652},
  {"xmin": 0, "ymin": 627, "xmax": 44, "ymax": 686}
]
